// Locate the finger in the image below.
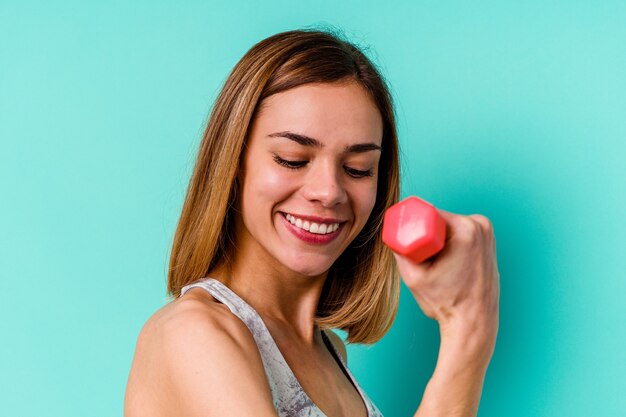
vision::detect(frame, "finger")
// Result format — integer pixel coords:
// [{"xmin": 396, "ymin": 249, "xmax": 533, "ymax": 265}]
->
[
  {"xmin": 392, "ymin": 251, "xmax": 431, "ymax": 284},
  {"xmin": 435, "ymin": 209, "xmax": 458, "ymax": 243}
]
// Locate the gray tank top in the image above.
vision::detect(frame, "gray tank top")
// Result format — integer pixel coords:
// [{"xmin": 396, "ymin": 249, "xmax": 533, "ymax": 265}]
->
[{"xmin": 180, "ymin": 277, "xmax": 384, "ymax": 417}]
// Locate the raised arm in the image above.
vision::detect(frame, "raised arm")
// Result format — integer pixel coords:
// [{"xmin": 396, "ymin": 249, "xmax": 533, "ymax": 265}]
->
[
  {"xmin": 391, "ymin": 211, "xmax": 500, "ymax": 417},
  {"xmin": 124, "ymin": 298, "xmax": 279, "ymax": 417}
]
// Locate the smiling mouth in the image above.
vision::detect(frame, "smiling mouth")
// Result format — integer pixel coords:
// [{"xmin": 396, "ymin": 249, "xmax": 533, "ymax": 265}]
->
[{"xmin": 280, "ymin": 212, "xmax": 342, "ymax": 235}]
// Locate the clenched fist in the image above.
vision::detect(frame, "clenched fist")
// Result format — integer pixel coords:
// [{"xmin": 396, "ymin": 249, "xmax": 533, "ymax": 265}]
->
[{"xmin": 392, "ymin": 210, "xmax": 500, "ymax": 361}]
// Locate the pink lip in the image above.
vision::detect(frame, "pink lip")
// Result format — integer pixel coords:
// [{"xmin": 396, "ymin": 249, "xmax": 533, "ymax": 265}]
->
[{"xmin": 279, "ymin": 213, "xmax": 344, "ymax": 245}]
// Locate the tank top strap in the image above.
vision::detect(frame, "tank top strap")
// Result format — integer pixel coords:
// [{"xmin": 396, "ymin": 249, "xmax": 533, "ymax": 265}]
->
[
  {"xmin": 320, "ymin": 331, "xmax": 383, "ymax": 417},
  {"xmin": 180, "ymin": 277, "xmax": 262, "ymax": 332}
]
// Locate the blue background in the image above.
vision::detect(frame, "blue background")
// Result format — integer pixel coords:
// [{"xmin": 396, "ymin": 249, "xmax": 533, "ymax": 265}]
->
[{"xmin": 1, "ymin": 1, "xmax": 625, "ymax": 416}]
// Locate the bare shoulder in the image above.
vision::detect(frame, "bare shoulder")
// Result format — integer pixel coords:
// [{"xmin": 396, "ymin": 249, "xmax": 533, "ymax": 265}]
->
[
  {"xmin": 124, "ymin": 287, "xmax": 278, "ymax": 417},
  {"xmin": 325, "ymin": 329, "xmax": 348, "ymax": 365}
]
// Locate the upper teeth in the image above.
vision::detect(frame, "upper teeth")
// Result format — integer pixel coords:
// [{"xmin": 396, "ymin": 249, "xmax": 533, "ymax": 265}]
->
[{"xmin": 285, "ymin": 213, "xmax": 340, "ymax": 234}]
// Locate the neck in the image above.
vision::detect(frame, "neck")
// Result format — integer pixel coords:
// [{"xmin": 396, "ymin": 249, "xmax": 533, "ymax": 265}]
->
[{"xmin": 209, "ymin": 257, "xmax": 328, "ymax": 346}]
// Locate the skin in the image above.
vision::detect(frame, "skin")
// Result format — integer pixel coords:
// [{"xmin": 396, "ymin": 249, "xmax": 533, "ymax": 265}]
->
[{"xmin": 124, "ymin": 79, "xmax": 500, "ymax": 417}]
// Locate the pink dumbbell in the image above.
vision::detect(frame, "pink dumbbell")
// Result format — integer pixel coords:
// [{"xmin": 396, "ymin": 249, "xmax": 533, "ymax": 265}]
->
[{"xmin": 382, "ymin": 196, "xmax": 447, "ymax": 263}]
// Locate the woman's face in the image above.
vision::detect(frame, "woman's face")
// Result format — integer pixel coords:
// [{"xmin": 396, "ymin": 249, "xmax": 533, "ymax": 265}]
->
[{"xmin": 236, "ymin": 80, "xmax": 383, "ymax": 278}]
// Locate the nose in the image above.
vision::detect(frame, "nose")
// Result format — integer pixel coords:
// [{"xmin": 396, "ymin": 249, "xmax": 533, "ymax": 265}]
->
[{"xmin": 301, "ymin": 160, "xmax": 348, "ymax": 208}]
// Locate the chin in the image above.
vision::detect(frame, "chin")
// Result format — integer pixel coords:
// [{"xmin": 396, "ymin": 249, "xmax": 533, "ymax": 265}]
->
[
  {"xmin": 288, "ymin": 263, "xmax": 332, "ymax": 278},
  {"xmin": 280, "ymin": 254, "xmax": 335, "ymax": 278}
]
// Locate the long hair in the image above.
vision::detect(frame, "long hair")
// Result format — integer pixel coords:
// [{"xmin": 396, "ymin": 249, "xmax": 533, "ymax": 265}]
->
[{"xmin": 167, "ymin": 27, "xmax": 400, "ymax": 345}]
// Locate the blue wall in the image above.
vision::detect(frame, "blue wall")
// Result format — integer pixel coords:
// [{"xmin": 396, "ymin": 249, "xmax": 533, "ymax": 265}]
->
[{"xmin": 1, "ymin": 1, "xmax": 624, "ymax": 416}]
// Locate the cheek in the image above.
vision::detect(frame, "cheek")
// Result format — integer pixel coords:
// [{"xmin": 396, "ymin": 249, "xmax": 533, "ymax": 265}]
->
[
  {"xmin": 246, "ymin": 165, "xmax": 296, "ymax": 206},
  {"xmin": 353, "ymin": 181, "xmax": 378, "ymax": 221}
]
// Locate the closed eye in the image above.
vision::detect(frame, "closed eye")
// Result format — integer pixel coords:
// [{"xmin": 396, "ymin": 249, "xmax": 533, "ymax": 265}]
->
[
  {"xmin": 272, "ymin": 155, "xmax": 373, "ymax": 178},
  {"xmin": 344, "ymin": 167, "xmax": 373, "ymax": 178},
  {"xmin": 272, "ymin": 155, "xmax": 307, "ymax": 169}
]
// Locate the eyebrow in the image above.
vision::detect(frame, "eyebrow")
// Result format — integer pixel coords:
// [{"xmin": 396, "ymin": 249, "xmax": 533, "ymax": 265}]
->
[{"xmin": 268, "ymin": 131, "xmax": 382, "ymax": 153}]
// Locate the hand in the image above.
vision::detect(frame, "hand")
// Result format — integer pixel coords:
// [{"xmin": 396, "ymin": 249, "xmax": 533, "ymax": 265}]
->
[{"xmin": 392, "ymin": 210, "xmax": 500, "ymax": 354}]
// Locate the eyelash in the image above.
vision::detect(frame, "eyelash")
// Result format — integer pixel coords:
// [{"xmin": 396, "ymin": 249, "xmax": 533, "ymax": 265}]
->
[{"xmin": 272, "ymin": 155, "xmax": 374, "ymax": 178}]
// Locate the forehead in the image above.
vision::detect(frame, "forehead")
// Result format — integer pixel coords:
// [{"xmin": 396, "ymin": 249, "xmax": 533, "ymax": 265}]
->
[{"xmin": 252, "ymin": 81, "xmax": 383, "ymax": 146}]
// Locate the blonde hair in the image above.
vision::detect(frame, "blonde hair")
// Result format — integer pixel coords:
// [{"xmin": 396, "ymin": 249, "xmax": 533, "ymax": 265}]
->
[{"xmin": 167, "ymin": 27, "xmax": 400, "ymax": 345}]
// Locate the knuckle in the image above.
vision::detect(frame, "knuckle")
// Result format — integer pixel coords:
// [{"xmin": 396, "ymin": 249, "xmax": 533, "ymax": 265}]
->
[
  {"xmin": 470, "ymin": 214, "xmax": 493, "ymax": 232},
  {"xmin": 455, "ymin": 221, "xmax": 477, "ymax": 243},
  {"xmin": 462, "ymin": 215, "xmax": 480, "ymax": 233},
  {"xmin": 457, "ymin": 215, "xmax": 476, "ymax": 231}
]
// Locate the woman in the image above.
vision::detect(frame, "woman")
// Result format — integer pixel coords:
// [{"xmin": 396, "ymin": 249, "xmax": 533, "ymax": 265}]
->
[{"xmin": 125, "ymin": 28, "xmax": 500, "ymax": 417}]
